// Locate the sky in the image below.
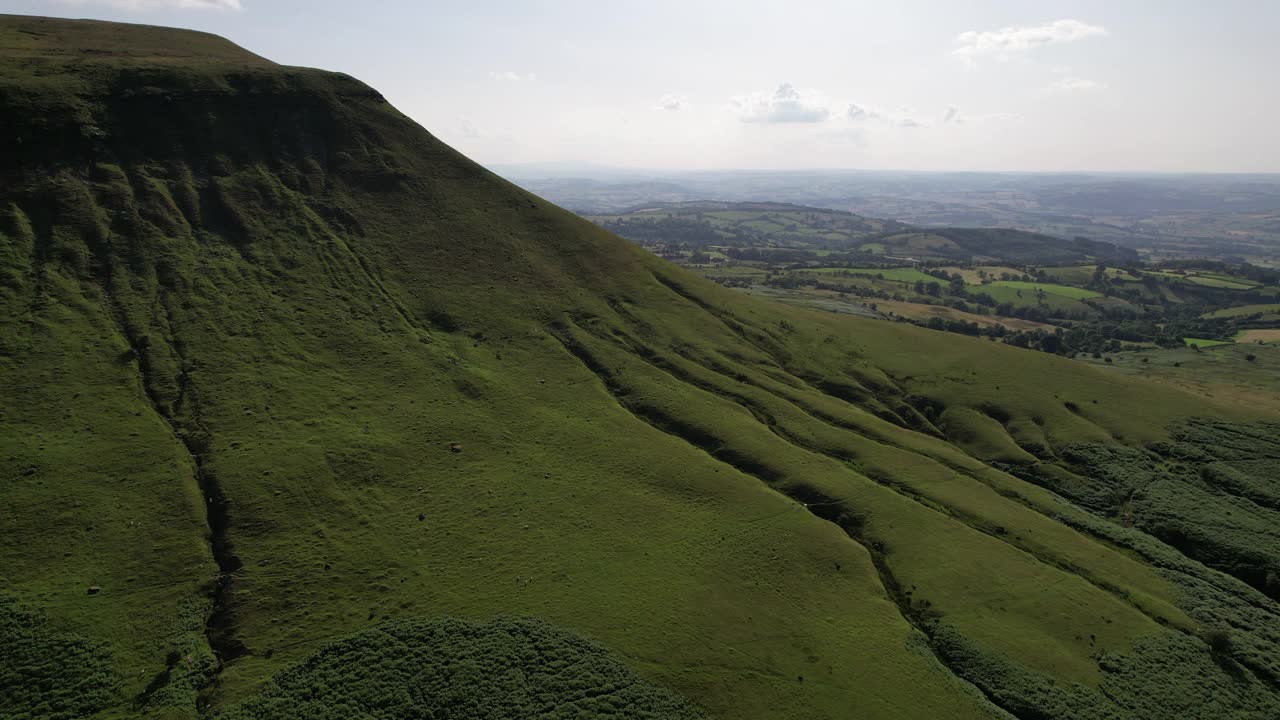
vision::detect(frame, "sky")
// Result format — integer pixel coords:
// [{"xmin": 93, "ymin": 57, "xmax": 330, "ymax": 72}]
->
[{"xmin": 7, "ymin": 0, "xmax": 1280, "ymax": 172}]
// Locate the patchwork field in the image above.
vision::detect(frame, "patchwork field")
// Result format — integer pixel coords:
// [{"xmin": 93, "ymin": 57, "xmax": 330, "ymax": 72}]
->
[
  {"xmin": 1145, "ymin": 269, "xmax": 1261, "ymax": 290},
  {"xmin": 1040, "ymin": 265, "xmax": 1139, "ymax": 284},
  {"xmin": 1203, "ymin": 303, "xmax": 1280, "ymax": 319},
  {"xmin": 977, "ymin": 284, "xmax": 1095, "ymax": 314},
  {"xmin": 873, "ymin": 299, "xmax": 1058, "ymax": 331},
  {"xmin": 938, "ymin": 265, "xmax": 1023, "ymax": 283},
  {"xmin": 826, "ymin": 267, "xmax": 943, "ymax": 283},
  {"xmin": 987, "ymin": 280, "xmax": 1103, "ymax": 299}
]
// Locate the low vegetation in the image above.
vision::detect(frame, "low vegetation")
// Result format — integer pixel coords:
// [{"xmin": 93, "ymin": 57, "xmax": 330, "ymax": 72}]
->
[
  {"xmin": 1051, "ymin": 420, "xmax": 1280, "ymax": 599},
  {"xmin": 0, "ymin": 595, "xmax": 122, "ymax": 720},
  {"xmin": 222, "ymin": 618, "xmax": 705, "ymax": 720}
]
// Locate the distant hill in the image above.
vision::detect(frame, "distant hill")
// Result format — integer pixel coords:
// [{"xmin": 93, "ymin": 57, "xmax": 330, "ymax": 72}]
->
[
  {"xmin": 866, "ymin": 227, "xmax": 1140, "ymax": 264},
  {"xmin": 522, "ymin": 179, "xmax": 699, "ymax": 213},
  {"xmin": 501, "ymin": 169, "xmax": 1280, "ymax": 263},
  {"xmin": 590, "ymin": 200, "xmax": 906, "ymax": 250},
  {"xmin": 2, "ymin": 15, "xmax": 1278, "ymax": 720},
  {"xmin": 590, "ymin": 201, "xmax": 1135, "ymax": 265}
]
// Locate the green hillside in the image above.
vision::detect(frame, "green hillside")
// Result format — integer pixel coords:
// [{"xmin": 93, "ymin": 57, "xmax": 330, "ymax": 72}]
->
[{"xmin": 2, "ymin": 15, "xmax": 1279, "ymax": 720}]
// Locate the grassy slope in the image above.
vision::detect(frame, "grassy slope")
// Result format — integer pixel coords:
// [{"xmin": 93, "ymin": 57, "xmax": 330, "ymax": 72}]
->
[
  {"xmin": 1078, "ymin": 343, "xmax": 1280, "ymax": 413},
  {"xmin": 2, "ymin": 15, "xmax": 1279, "ymax": 720}
]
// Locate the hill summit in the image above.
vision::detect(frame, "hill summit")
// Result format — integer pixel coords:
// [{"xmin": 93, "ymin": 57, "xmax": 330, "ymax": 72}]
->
[{"xmin": 2, "ymin": 15, "xmax": 1278, "ymax": 720}]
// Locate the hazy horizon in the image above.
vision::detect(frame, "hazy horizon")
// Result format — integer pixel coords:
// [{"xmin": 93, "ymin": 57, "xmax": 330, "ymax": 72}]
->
[
  {"xmin": 487, "ymin": 161, "xmax": 1280, "ymax": 179},
  {"xmin": 8, "ymin": 0, "xmax": 1280, "ymax": 174}
]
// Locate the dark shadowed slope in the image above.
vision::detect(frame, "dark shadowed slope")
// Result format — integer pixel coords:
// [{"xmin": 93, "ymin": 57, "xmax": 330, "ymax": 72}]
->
[
  {"xmin": 1, "ymin": 15, "xmax": 1278, "ymax": 720},
  {"xmin": 861, "ymin": 227, "xmax": 1139, "ymax": 264}
]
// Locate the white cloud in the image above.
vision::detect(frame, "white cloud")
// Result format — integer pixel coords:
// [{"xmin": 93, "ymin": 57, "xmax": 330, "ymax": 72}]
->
[
  {"xmin": 848, "ymin": 102, "xmax": 930, "ymax": 128},
  {"xmin": 954, "ymin": 19, "xmax": 1106, "ymax": 66},
  {"xmin": 488, "ymin": 71, "xmax": 535, "ymax": 81},
  {"xmin": 658, "ymin": 94, "xmax": 685, "ymax": 111},
  {"xmin": 734, "ymin": 83, "xmax": 830, "ymax": 124},
  {"xmin": 1047, "ymin": 76, "xmax": 1107, "ymax": 91},
  {"xmin": 57, "ymin": 0, "xmax": 241, "ymax": 8},
  {"xmin": 894, "ymin": 106, "xmax": 928, "ymax": 128},
  {"xmin": 846, "ymin": 103, "xmax": 883, "ymax": 122},
  {"xmin": 732, "ymin": 88, "xmax": 962, "ymax": 132}
]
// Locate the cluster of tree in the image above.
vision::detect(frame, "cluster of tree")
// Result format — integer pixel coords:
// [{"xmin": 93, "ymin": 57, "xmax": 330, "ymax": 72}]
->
[
  {"xmin": 601, "ymin": 217, "xmax": 728, "ymax": 247},
  {"xmin": 913, "ymin": 278, "xmax": 969, "ymax": 296},
  {"xmin": 763, "ymin": 274, "xmax": 897, "ymax": 301},
  {"xmin": 896, "ymin": 317, "xmax": 1081, "ymax": 355},
  {"xmin": 904, "ymin": 312, "xmax": 1245, "ymax": 356},
  {"xmin": 709, "ymin": 275, "xmax": 755, "ymax": 288}
]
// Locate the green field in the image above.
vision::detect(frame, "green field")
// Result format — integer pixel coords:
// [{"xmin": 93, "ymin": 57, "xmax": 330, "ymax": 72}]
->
[
  {"xmin": 976, "ymin": 284, "xmax": 1095, "ymax": 314},
  {"xmin": 938, "ymin": 265, "xmax": 1023, "ymax": 283},
  {"xmin": 987, "ymin": 280, "xmax": 1102, "ymax": 299},
  {"xmin": 1184, "ymin": 337, "xmax": 1235, "ymax": 348},
  {"xmin": 3, "ymin": 15, "xmax": 1280, "ymax": 720},
  {"xmin": 1040, "ymin": 265, "xmax": 1140, "ymax": 284},
  {"xmin": 816, "ymin": 267, "xmax": 942, "ymax": 283},
  {"xmin": 1200, "ymin": 272, "xmax": 1261, "ymax": 285},
  {"xmin": 1143, "ymin": 269, "xmax": 1261, "ymax": 290},
  {"xmin": 1202, "ymin": 303, "xmax": 1280, "ymax": 319},
  {"xmin": 1184, "ymin": 275, "xmax": 1258, "ymax": 289}
]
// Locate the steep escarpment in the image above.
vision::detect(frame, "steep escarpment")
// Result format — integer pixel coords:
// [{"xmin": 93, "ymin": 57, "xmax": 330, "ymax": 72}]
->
[{"xmin": 2, "ymin": 15, "xmax": 1278, "ymax": 720}]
